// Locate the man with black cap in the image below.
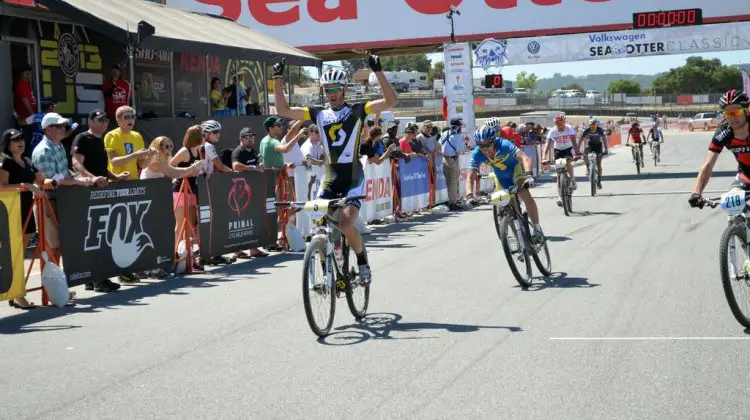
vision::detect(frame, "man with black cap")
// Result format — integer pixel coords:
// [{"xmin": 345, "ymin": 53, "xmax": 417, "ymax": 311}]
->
[
  {"xmin": 71, "ymin": 109, "xmax": 128, "ymax": 186},
  {"xmin": 231, "ymin": 127, "xmax": 269, "ymax": 259},
  {"xmin": 440, "ymin": 117, "xmax": 467, "ymax": 210},
  {"xmin": 258, "ymin": 115, "xmax": 299, "ymax": 170}
]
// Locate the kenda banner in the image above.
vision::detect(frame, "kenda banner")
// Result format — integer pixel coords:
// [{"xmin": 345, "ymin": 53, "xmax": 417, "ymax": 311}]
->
[
  {"xmin": 398, "ymin": 157, "xmax": 429, "ymax": 213},
  {"xmin": 360, "ymin": 157, "xmax": 393, "ymax": 223},
  {"xmin": 166, "ymin": 0, "xmax": 750, "ymax": 52},
  {"xmin": 506, "ymin": 21, "xmax": 750, "ymax": 65},
  {"xmin": 56, "ymin": 179, "xmax": 175, "ymax": 286},
  {"xmin": 443, "ymin": 42, "xmax": 475, "ymax": 143},
  {"xmin": 198, "ymin": 172, "xmax": 277, "ymax": 258}
]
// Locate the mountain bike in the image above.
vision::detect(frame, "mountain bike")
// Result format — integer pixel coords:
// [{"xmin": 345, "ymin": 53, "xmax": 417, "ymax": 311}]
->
[
  {"xmin": 491, "ymin": 185, "xmax": 552, "ymax": 288},
  {"xmin": 627, "ymin": 143, "xmax": 643, "ymax": 175},
  {"xmin": 651, "ymin": 140, "xmax": 661, "ymax": 166},
  {"xmin": 543, "ymin": 156, "xmax": 579, "ymax": 216},
  {"xmin": 276, "ymin": 196, "xmax": 369, "ymax": 337},
  {"xmin": 585, "ymin": 150, "xmax": 600, "ymax": 197},
  {"xmin": 700, "ymin": 190, "xmax": 750, "ymax": 328}
]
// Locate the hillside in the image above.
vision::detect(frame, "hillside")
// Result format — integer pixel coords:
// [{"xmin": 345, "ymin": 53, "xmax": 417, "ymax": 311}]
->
[{"xmin": 536, "ymin": 73, "xmax": 658, "ymax": 93}]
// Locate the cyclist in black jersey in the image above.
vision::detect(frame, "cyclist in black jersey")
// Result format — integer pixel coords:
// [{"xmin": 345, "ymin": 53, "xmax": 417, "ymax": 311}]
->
[
  {"xmin": 579, "ymin": 118, "xmax": 608, "ymax": 190},
  {"xmin": 690, "ymin": 90, "xmax": 750, "ymax": 208},
  {"xmin": 272, "ymin": 56, "xmax": 398, "ymax": 284}
]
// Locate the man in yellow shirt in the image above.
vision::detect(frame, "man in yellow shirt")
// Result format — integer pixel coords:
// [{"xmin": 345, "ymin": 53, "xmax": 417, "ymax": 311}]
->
[{"xmin": 104, "ymin": 105, "xmax": 154, "ymax": 180}]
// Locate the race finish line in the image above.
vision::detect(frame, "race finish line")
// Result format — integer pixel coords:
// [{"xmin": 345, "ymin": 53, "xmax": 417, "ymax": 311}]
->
[{"xmin": 549, "ymin": 337, "xmax": 750, "ymax": 341}]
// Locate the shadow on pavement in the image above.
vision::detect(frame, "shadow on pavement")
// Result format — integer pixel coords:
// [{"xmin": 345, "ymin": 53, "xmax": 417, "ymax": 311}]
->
[
  {"xmin": 517, "ymin": 272, "xmax": 600, "ymax": 291},
  {"xmin": 318, "ymin": 312, "xmax": 522, "ymax": 346},
  {"xmin": 592, "ymin": 170, "xmax": 734, "ymax": 182},
  {"xmin": 0, "ymin": 253, "xmax": 302, "ymax": 335},
  {"xmin": 545, "ymin": 236, "xmax": 571, "ymax": 242},
  {"xmin": 574, "ymin": 211, "xmax": 623, "ymax": 217}
]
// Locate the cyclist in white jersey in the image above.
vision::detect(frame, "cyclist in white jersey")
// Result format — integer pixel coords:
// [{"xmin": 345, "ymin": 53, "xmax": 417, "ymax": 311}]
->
[
  {"xmin": 543, "ymin": 113, "xmax": 579, "ymax": 206},
  {"xmin": 271, "ymin": 56, "xmax": 398, "ymax": 285}
]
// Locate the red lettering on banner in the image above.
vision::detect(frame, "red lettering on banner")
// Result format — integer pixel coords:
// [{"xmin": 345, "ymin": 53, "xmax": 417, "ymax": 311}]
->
[
  {"xmin": 194, "ymin": 0, "xmax": 242, "ymax": 20},
  {"xmin": 365, "ymin": 177, "xmax": 392, "ymax": 201},
  {"xmin": 404, "ymin": 0, "xmax": 463, "ymax": 15},
  {"xmin": 308, "ymin": 0, "xmax": 357, "ymax": 23},
  {"xmin": 180, "ymin": 53, "xmax": 220, "ymax": 73},
  {"xmin": 485, "ymin": 0, "xmax": 516, "ymax": 8},
  {"xmin": 249, "ymin": 0, "xmax": 299, "ymax": 26}
]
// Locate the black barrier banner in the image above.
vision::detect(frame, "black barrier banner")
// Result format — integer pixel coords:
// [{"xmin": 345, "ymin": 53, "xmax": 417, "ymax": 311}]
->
[
  {"xmin": 198, "ymin": 172, "xmax": 277, "ymax": 258},
  {"xmin": 56, "ymin": 179, "xmax": 175, "ymax": 285}
]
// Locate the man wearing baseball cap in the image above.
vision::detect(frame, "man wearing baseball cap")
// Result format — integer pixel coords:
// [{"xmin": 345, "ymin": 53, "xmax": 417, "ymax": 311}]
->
[
  {"xmin": 231, "ymin": 127, "xmax": 268, "ymax": 259},
  {"xmin": 439, "ymin": 117, "xmax": 467, "ymax": 210},
  {"xmin": 258, "ymin": 116, "xmax": 298, "ymax": 170},
  {"xmin": 71, "ymin": 110, "xmax": 128, "ymax": 187}
]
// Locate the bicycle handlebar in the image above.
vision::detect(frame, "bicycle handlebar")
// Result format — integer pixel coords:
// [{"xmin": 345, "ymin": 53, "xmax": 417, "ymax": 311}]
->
[
  {"xmin": 702, "ymin": 191, "xmax": 750, "ymax": 209},
  {"xmin": 275, "ymin": 195, "xmax": 367, "ymax": 212}
]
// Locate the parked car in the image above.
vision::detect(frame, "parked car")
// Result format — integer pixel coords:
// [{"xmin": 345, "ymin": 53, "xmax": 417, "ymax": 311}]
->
[{"xmin": 688, "ymin": 112, "xmax": 720, "ymax": 131}]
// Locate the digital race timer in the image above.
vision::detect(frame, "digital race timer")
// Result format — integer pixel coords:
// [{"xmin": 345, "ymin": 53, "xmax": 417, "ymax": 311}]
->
[
  {"xmin": 484, "ymin": 74, "xmax": 503, "ymax": 89},
  {"xmin": 633, "ymin": 8, "xmax": 703, "ymax": 29}
]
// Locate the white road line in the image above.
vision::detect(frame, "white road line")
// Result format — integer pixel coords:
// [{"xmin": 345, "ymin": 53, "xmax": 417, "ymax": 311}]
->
[{"xmin": 549, "ymin": 337, "xmax": 750, "ymax": 341}]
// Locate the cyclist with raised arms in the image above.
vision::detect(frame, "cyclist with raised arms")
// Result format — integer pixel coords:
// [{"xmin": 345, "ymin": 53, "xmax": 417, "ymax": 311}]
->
[
  {"xmin": 647, "ymin": 122, "xmax": 664, "ymax": 162},
  {"xmin": 465, "ymin": 126, "xmax": 545, "ymax": 243},
  {"xmin": 272, "ymin": 56, "xmax": 397, "ymax": 285},
  {"xmin": 579, "ymin": 118, "xmax": 608, "ymax": 190},
  {"xmin": 689, "ymin": 90, "xmax": 750, "ymax": 208},
  {"xmin": 543, "ymin": 113, "xmax": 579, "ymax": 206}
]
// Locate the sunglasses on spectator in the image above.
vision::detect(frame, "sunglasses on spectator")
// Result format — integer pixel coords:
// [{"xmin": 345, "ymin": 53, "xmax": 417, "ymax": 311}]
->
[
  {"xmin": 162, "ymin": 143, "xmax": 173, "ymax": 149},
  {"xmin": 47, "ymin": 124, "xmax": 65, "ymax": 129},
  {"xmin": 324, "ymin": 87, "xmax": 343, "ymax": 94},
  {"xmin": 122, "ymin": 114, "xmax": 136, "ymax": 120},
  {"xmin": 724, "ymin": 108, "xmax": 745, "ymax": 119}
]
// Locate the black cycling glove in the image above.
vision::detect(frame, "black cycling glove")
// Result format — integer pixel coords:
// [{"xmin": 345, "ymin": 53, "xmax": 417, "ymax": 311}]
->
[
  {"xmin": 688, "ymin": 192, "xmax": 702, "ymax": 208},
  {"xmin": 368, "ymin": 54, "xmax": 383, "ymax": 72},
  {"xmin": 272, "ymin": 58, "xmax": 285, "ymax": 78}
]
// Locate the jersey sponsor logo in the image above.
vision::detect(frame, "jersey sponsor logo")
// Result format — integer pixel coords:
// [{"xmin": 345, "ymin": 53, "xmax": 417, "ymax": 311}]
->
[
  {"xmin": 728, "ymin": 146, "xmax": 750, "ymax": 154},
  {"xmin": 488, "ymin": 153, "xmax": 512, "ymax": 170},
  {"xmin": 125, "ymin": 143, "xmax": 135, "ymax": 154}
]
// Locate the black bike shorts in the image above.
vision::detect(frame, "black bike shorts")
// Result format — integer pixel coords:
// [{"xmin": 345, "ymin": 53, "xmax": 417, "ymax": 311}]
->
[
  {"xmin": 554, "ymin": 147, "xmax": 574, "ymax": 160},
  {"xmin": 586, "ymin": 141, "xmax": 603, "ymax": 156}
]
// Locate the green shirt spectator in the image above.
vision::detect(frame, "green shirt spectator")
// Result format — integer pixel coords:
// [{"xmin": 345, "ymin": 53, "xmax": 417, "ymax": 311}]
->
[{"xmin": 259, "ymin": 115, "xmax": 299, "ymax": 169}]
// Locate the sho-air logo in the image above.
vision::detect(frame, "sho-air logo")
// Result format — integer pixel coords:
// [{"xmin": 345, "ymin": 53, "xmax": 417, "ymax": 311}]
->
[
  {"xmin": 84, "ymin": 201, "xmax": 154, "ymax": 269},
  {"xmin": 57, "ymin": 32, "xmax": 80, "ymax": 78}
]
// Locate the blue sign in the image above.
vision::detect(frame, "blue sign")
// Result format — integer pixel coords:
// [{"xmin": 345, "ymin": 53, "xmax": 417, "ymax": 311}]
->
[
  {"xmin": 433, "ymin": 157, "xmax": 447, "ymax": 191},
  {"xmin": 398, "ymin": 157, "xmax": 429, "ymax": 199}
]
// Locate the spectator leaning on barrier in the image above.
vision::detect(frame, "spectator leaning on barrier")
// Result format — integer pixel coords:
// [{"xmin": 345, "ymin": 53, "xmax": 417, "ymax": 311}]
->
[
  {"xmin": 282, "ymin": 119, "xmax": 306, "ymax": 191},
  {"xmin": 300, "ymin": 124, "xmax": 325, "ymax": 165},
  {"xmin": 440, "ymin": 117, "xmax": 466, "ymax": 211},
  {"xmin": 259, "ymin": 116, "xmax": 299, "ymax": 171},
  {"xmin": 105, "ymin": 106, "xmax": 153, "ymax": 182},
  {"xmin": 0, "ymin": 129, "xmax": 49, "ymax": 309},
  {"xmin": 71, "ymin": 109, "xmax": 127, "ymax": 186},
  {"xmin": 141, "ymin": 136, "xmax": 203, "ymax": 180},
  {"xmin": 417, "ymin": 120, "xmax": 438, "ymax": 159},
  {"xmin": 381, "ymin": 120, "xmax": 400, "ymax": 150},
  {"xmin": 398, "ymin": 125, "xmax": 419, "ymax": 158},
  {"xmin": 170, "ymin": 125, "xmax": 206, "ymax": 271},
  {"xmin": 31, "ymin": 113, "xmax": 99, "ymax": 288},
  {"xmin": 200, "ymin": 120, "xmax": 232, "ymax": 176},
  {"xmin": 230, "ymin": 127, "xmax": 269, "ymax": 259},
  {"xmin": 361, "ymin": 126, "xmax": 395, "ymax": 165}
]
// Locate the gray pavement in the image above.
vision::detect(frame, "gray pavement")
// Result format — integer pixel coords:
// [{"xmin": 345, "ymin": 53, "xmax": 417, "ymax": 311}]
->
[{"xmin": 2, "ymin": 131, "xmax": 749, "ymax": 419}]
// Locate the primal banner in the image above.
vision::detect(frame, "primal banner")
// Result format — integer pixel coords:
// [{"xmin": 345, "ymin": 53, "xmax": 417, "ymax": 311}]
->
[
  {"xmin": 56, "ymin": 179, "xmax": 175, "ymax": 285},
  {"xmin": 443, "ymin": 42, "xmax": 475, "ymax": 142},
  {"xmin": 360, "ymin": 157, "xmax": 393, "ymax": 222},
  {"xmin": 506, "ymin": 21, "xmax": 750, "ymax": 66},
  {"xmin": 0, "ymin": 191, "xmax": 26, "ymax": 301},
  {"xmin": 398, "ymin": 157, "xmax": 429, "ymax": 213},
  {"xmin": 198, "ymin": 172, "xmax": 277, "ymax": 258}
]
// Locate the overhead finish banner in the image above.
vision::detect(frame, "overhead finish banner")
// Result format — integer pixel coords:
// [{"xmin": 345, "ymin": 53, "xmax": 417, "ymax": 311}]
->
[
  {"xmin": 443, "ymin": 42, "xmax": 475, "ymax": 142},
  {"xmin": 165, "ymin": 0, "xmax": 750, "ymax": 51},
  {"xmin": 506, "ymin": 21, "xmax": 750, "ymax": 65}
]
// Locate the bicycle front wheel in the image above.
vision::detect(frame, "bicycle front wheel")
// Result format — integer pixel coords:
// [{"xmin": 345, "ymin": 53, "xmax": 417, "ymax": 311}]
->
[
  {"xmin": 636, "ymin": 149, "xmax": 641, "ymax": 174},
  {"xmin": 493, "ymin": 205, "xmax": 504, "ymax": 240},
  {"xmin": 589, "ymin": 161, "xmax": 596, "ymax": 197},
  {"xmin": 343, "ymin": 242, "xmax": 369, "ymax": 319},
  {"xmin": 719, "ymin": 224, "xmax": 750, "ymax": 328},
  {"xmin": 500, "ymin": 214, "xmax": 533, "ymax": 288},
  {"xmin": 562, "ymin": 175, "xmax": 573, "ymax": 216},
  {"xmin": 302, "ymin": 236, "xmax": 336, "ymax": 337}
]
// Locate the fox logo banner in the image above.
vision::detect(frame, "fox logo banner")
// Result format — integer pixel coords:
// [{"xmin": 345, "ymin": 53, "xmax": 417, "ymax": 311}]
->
[{"xmin": 57, "ymin": 179, "xmax": 175, "ymax": 285}]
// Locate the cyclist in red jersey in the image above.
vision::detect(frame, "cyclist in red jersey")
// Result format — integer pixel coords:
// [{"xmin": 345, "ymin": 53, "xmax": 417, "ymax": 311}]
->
[
  {"xmin": 689, "ymin": 90, "xmax": 750, "ymax": 208},
  {"xmin": 626, "ymin": 121, "xmax": 645, "ymax": 167}
]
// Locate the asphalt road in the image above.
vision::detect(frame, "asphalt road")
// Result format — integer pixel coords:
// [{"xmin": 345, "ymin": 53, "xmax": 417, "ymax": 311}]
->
[{"xmin": 2, "ymin": 130, "xmax": 749, "ymax": 420}]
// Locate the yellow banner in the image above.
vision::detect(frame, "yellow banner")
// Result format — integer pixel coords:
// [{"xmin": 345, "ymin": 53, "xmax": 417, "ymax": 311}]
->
[{"xmin": 0, "ymin": 190, "xmax": 26, "ymax": 301}]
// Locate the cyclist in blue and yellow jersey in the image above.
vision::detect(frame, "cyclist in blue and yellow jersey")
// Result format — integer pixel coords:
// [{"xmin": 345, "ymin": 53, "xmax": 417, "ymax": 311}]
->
[{"xmin": 464, "ymin": 126, "xmax": 545, "ymax": 242}]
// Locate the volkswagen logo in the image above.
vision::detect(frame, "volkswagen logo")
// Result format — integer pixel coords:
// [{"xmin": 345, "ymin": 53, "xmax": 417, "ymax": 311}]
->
[{"xmin": 527, "ymin": 41, "xmax": 541, "ymax": 54}]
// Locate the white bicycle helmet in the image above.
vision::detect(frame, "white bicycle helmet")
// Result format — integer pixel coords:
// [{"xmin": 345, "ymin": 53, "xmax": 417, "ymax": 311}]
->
[
  {"xmin": 320, "ymin": 68, "xmax": 348, "ymax": 86},
  {"xmin": 485, "ymin": 117, "xmax": 501, "ymax": 129},
  {"xmin": 201, "ymin": 120, "xmax": 222, "ymax": 133}
]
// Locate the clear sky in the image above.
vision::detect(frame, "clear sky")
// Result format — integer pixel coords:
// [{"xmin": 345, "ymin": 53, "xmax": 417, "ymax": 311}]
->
[{"xmin": 324, "ymin": 50, "xmax": 748, "ymax": 80}]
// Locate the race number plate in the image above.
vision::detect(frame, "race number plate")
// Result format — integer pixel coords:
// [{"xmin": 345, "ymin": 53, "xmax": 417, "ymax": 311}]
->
[
  {"xmin": 491, "ymin": 190, "xmax": 512, "ymax": 207},
  {"xmin": 554, "ymin": 158, "xmax": 567, "ymax": 170},
  {"xmin": 303, "ymin": 199, "xmax": 331, "ymax": 215},
  {"xmin": 720, "ymin": 191, "xmax": 746, "ymax": 215}
]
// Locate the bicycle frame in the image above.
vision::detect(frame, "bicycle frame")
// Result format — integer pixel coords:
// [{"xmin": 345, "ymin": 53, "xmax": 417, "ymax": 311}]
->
[{"xmin": 492, "ymin": 188, "xmax": 529, "ymax": 249}]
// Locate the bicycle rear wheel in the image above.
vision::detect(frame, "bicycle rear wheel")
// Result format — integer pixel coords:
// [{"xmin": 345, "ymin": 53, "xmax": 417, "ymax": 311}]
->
[
  {"xmin": 343, "ymin": 241, "xmax": 369, "ymax": 319},
  {"xmin": 500, "ymin": 214, "xmax": 533, "ymax": 288},
  {"xmin": 302, "ymin": 236, "xmax": 336, "ymax": 337},
  {"xmin": 719, "ymin": 224, "xmax": 750, "ymax": 328}
]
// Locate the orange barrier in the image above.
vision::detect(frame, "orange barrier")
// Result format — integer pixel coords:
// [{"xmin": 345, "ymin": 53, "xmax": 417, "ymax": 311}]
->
[
  {"xmin": 390, "ymin": 159, "xmax": 401, "ymax": 216},
  {"xmin": 173, "ymin": 179, "xmax": 200, "ymax": 274},
  {"xmin": 276, "ymin": 168, "xmax": 295, "ymax": 251},
  {"xmin": 427, "ymin": 158, "xmax": 435, "ymax": 208}
]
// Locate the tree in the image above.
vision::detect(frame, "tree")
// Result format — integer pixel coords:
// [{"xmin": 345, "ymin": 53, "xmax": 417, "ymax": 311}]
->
[
  {"xmin": 381, "ymin": 55, "xmax": 432, "ymax": 72},
  {"xmin": 342, "ymin": 59, "xmax": 368, "ymax": 76},
  {"xmin": 562, "ymin": 83, "xmax": 585, "ymax": 92},
  {"xmin": 288, "ymin": 65, "xmax": 314, "ymax": 87},
  {"xmin": 515, "ymin": 71, "xmax": 538, "ymax": 90},
  {"xmin": 428, "ymin": 61, "xmax": 445, "ymax": 83},
  {"xmin": 608, "ymin": 79, "xmax": 641, "ymax": 94},
  {"xmin": 651, "ymin": 56, "xmax": 742, "ymax": 94}
]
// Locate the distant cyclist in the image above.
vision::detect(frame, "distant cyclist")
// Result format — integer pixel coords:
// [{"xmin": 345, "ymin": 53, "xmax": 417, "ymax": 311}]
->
[
  {"xmin": 647, "ymin": 123, "xmax": 664, "ymax": 162},
  {"xmin": 689, "ymin": 90, "xmax": 750, "ymax": 208},
  {"xmin": 579, "ymin": 118, "xmax": 608, "ymax": 189},
  {"xmin": 543, "ymin": 113, "xmax": 579, "ymax": 206},
  {"xmin": 484, "ymin": 117, "xmax": 501, "ymax": 130},
  {"xmin": 626, "ymin": 121, "xmax": 645, "ymax": 166},
  {"xmin": 465, "ymin": 126, "xmax": 545, "ymax": 243}
]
